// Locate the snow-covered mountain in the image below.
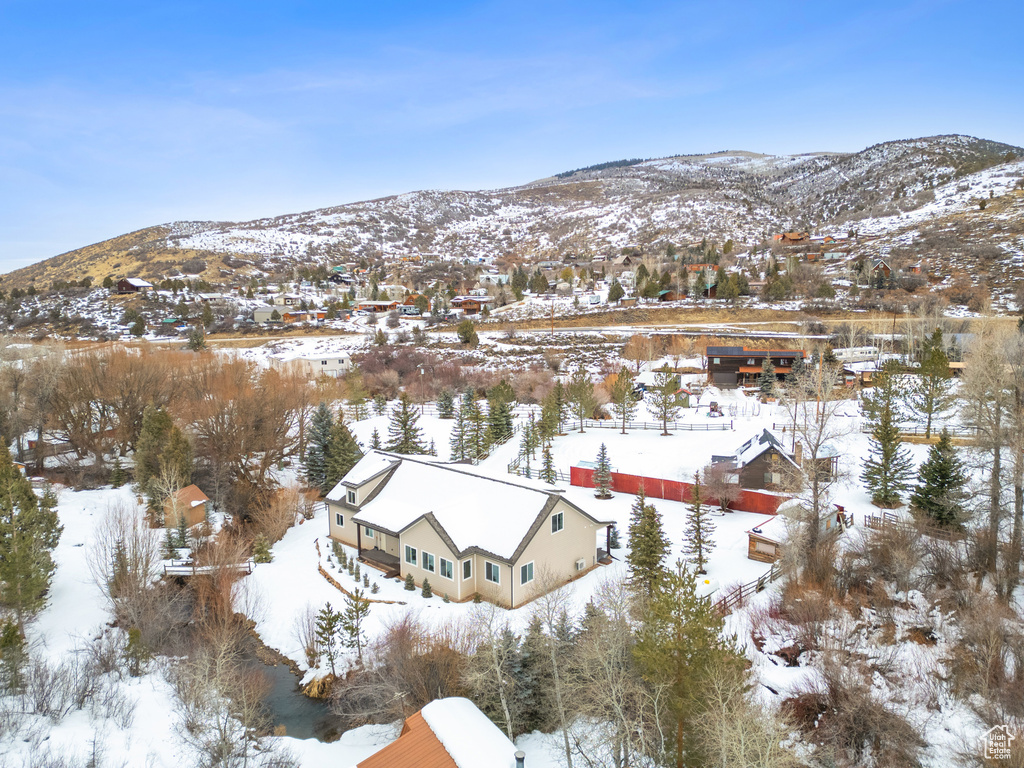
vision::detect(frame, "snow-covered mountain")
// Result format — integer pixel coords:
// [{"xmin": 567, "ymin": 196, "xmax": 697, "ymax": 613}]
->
[{"xmin": 5, "ymin": 134, "xmax": 1023, "ymax": 287}]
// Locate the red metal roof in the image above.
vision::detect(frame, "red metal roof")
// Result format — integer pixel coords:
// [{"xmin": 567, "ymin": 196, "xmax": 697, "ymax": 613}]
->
[{"xmin": 358, "ymin": 711, "xmax": 458, "ymax": 768}]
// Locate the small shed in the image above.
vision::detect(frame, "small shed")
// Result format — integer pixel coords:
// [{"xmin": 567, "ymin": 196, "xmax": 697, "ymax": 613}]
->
[
  {"xmin": 747, "ymin": 516, "xmax": 785, "ymax": 563},
  {"xmin": 163, "ymin": 484, "xmax": 210, "ymax": 529}
]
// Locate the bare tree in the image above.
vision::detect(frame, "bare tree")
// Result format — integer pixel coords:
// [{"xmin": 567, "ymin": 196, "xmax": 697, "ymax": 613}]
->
[
  {"xmin": 531, "ymin": 570, "xmax": 575, "ymax": 768},
  {"xmin": 87, "ymin": 500, "xmax": 162, "ymax": 625},
  {"xmin": 701, "ymin": 462, "xmax": 742, "ymax": 512},
  {"xmin": 463, "ymin": 603, "xmax": 518, "ymax": 740}
]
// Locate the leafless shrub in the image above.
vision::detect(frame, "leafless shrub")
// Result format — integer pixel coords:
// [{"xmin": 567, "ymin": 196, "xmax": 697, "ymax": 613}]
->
[
  {"xmin": 847, "ymin": 525, "xmax": 922, "ymax": 594},
  {"xmin": 293, "ymin": 603, "xmax": 320, "ymax": 669},
  {"xmin": 250, "ymin": 485, "xmax": 307, "ymax": 544}
]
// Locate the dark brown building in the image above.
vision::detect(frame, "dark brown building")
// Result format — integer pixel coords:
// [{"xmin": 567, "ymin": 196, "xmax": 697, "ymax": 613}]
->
[
  {"xmin": 706, "ymin": 346, "xmax": 807, "ymax": 387},
  {"xmin": 711, "ymin": 429, "xmax": 800, "ymax": 491}
]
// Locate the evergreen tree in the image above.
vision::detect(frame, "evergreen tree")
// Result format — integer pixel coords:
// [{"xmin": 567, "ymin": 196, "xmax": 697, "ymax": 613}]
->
[
  {"xmin": 786, "ymin": 354, "xmax": 806, "ymax": 390},
  {"xmin": 609, "ymin": 366, "xmax": 639, "ymax": 433},
  {"xmin": 304, "ymin": 402, "xmax": 334, "ymax": 493},
  {"xmin": 861, "ymin": 361, "xmax": 915, "ymax": 507},
  {"xmin": 109, "ymin": 459, "xmax": 126, "ymax": 488},
  {"xmin": 487, "ymin": 396, "xmax": 514, "ymax": 444},
  {"xmin": 759, "ymin": 355, "xmax": 777, "ymax": 399},
  {"xmin": 633, "ymin": 560, "xmax": 744, "ymax": 768},
  {"xmin": 464, "ymin": 394, "xmax": 490, "ymax": 459},
  {"xmin": 566, "ymin": 366, "xmax": 596, "ymax": 432},
  {"xmin": 176, "ymin": 511, "xmax": 189, "ymax": 549},
  {"xmin": 421, "ymin": 578, "xmax": 433, "ymax": 598},
  {"xmin": 124, "ymin": 627, "xmax": 149, "ymax": 677},
  {"xmin": 594, "ymin": 443, "xmax": 613, "ymax": 499},
  {"xmin": 538, "ymin": 389, "xmax": 561, "ymax": 442},
  {"xmin": 325, "ymin": 421, "xmax": 363, "ymax": 489},
  {"xmin": 910, "ymin": 430, "xmax": 968, "ymax": 526},
  {"xmin": 340, "ymin": 588, "xmax": 371, "ymax": 665},
  {"xmin": 404, "ymin": 573, "xmax": 416, "ymax": 591},
  {"xmin": 607, "ymin": 280, "xmax": 625, "ymax": 303},
  {"xmin": 370, "ymin": 428, "xmax": 381, "ymax": 450},
  {"xmin": 449, "ymin": 398, "xmax": 469, "ymax": 461},
  {"xmin": 437, "ymin": 390, "xmax": 456, "ymax": 419},
  {"xmin": 252, "ymin": 533, "xmax": 272, "ymax": 563},
  {"xmin": 386, "ymin": 393, "xmax": 428, "ymax": 454},
  {"xmin": 0, "ymin": 619, "xmax": 27, "ymax": 692},
  {"xmin": 315, "ymin": 602, "xmax": 343, "ymax": 676},
  {"xmin": 0, "ymin": 448, "xmax": 62, "ymax": 629},
  {"xmin": 649, "ymin": 365, "xmax": 681, "ymax": 435},
  {"xmin": 626, "ymin": 486, "xmax": 669, "ymax": 601},
  {"xmin": 683, "ymin": 473, "xmax": 715, "ymax": 574},
  {"xmin": 540, "ymin": 444, "xmax": 556, "ymax": 484},
  {"xmin": 912, "ymin": 328, "xmax": 954, "ymax": 439},
  {"xmin": 372, "ymin": 394, "xmax": 387, "ymax": 416}
]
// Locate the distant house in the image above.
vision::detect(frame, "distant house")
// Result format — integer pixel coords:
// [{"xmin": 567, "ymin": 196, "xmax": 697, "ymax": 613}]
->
[
  {"xmin": 747, "ymin": 504, "xmax": 849, "ymax": 562},
  {"xmin": 711, "ymin": 429, "xmax": 801, "ymax": 491},
  {"xmin": 356, "ymin": 300, "xmax": 400, "ymax": 313},
  {"xmin": 773, "ymin": 232, "xmax": 810, "ymax": 245},
  {"xmin": 358, "ymin": 697, "xmax": 522, "ymax": 768},
  {"xmin": 450, "ymin": 296, "xmax": 492, "ymax": 314},
  {"xmin": 116, "ymin": 278, "xmax": 153, "ymax": 294},
  {"xmin": 162, "ymin": 484, "xmax": 210, "ymax": 529},
  {"xmin": 327, "ymin": 451, "xmax": 613, "ymax": 608},
  {"xmin": 270, "ymin": 353, "xmax": 352, "ymax": 378},
  {"xmin": 705, "ymin": 346, "xmax": 807, "ymax": 387},
  {"xmin": 612, "ymin": 254, "xmax": 634, "ymax": 267},
  {"xmin": 871, "ymin": 259, "xmax": 892, "ymax": 278}
]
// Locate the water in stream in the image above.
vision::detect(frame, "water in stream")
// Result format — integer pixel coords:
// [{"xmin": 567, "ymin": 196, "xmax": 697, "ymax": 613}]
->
[{"xmin": 255, "ymin": 662, "xmax": 339, "ymax": 741}]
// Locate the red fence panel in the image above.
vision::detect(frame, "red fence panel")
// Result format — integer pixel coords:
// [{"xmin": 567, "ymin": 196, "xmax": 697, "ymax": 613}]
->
[{"xmin": 571, "ymin": 466, "xmax": 788, "ymax": 515}]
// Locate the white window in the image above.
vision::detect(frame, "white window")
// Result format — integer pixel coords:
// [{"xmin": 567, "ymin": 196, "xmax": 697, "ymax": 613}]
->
[
  {"xmin": 485, "ymin": 561, "xmax": 500, "ymax": 584},
  {"xmin": 405, "ymin": 545, "xmax": 417, "ymax": 566},
  {"xmin": 440, "ymin": 558, "xmax": 453, "ymax": 579},
  {"xmin": 713, "ymin": 357, "xmax": 721, "ymax": 364},
  {"xmin": 335, "ymin": 513, "xmax": 344, "ymax": 527},
  {"xmin": 463, "ymin": 560, "xmax": 472, "ymax": 580},
  {"xmin": 347, "ymin": 490, "xmax": 356, "ymax": 504},
  {"xmin": 551, "ymin": 512, "xmax": 564, "ymax": 533},
  {"xmin": 520, "ymin": 562, "xmax": 534, "ymax": 585},
  {"xmin": 423, "ymin": 552, "xmax": 435, "ymax": 573},
  {"xmin": 363, "ymin": 526, "xmax": 374, "ymax": 539}
]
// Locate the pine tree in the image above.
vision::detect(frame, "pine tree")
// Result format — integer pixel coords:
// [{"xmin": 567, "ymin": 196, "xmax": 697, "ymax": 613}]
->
[
  {"xmin": 124, "ymin": 627, "xmax": 149, "ymax": 677},
  {"xmin": 305, "ymin": 402, "xmax": 334, "ymax": 493},
  {"xmin": 372, "ymin": 394, "xmax": 387, "ymax": 416},
  {"xmin": 252, "ymin": 533, "xmax": 272, "ymax": 563},
  {"xmin": 449, "ymin": 398, "xmax": 469, "ymax": 461},
  {"xmin": 370, "ymin": 428, "xmax": 381, "ymax": 450},
  {"xmin": 608, "ymin": 279, "xmax": 625, "ymax": 303},
  {"xmin": 340, "ymin": 588, "xmax": 371, "ymax": 665},
  {"xmin": 110, "ymin": 459, "xmax": 126, "ymax": 488},
  {"xmin": 626, "ymin": 487, "xmax": 669, "ymax": 601},
  {"xmin": 487, "ymin": 397, "xmax": 514, "ymax": 444},
  {"xmin": 325, "ymin": 421, "xmax": 364, "ymax": 489},
  {"xmin": 437, "ymin": 390, "xmax": 456, "ymax": 419},
  {"xmin": 633, "ymin": 560, "xmax": 744, "ymax": 768},
  {"xmin": 910, "ymin": 430, "xmax": 968, "ymax": 526},
  {"xmin": 421, "ymin": 578, "xmax": 433, "ymax": 598},
  {"xmin": 404, "ymin": 573, "xmax": 416, "ymax": 591},
  {"xmin": 464, "ymin": 394, "xmax": 490, "ymax": 459},
  {"xmin": 0, "ymin": 449, "xmax": 63, "ymax": 630},
  {"xmin": 649, "ymin": 365, "xmax": 681, "ymax": 435},
  {"xmin": 540, "ymin": 444, "xmax": 556, "ymax": 484},
  {"xmin": 912, "ymin": 328, "xmax": 954, "ymax": 439},
  {"xmin": 176, "ymin": 511, "xmax": 189, "ymax": 549},
  {"xmin": 315, "ymin": 602, "xmax": 343, "ymax": 676},
  {"xmin": 0, "ymin": 619, "xmax": 27, "ymax": 692},
  {"xmin": 594, "ymin": 443, "xmax": 613, "ymax": 499},
  {"xmin": 759, "ymin": 355, "xmax": 777, "ymax": 399},
  {"xmin": 861, "ymin": 361, "xmax": 915, "ymax": 507},
  {"xmin": 610, "ymin": 366, "xmax": 639, "ymax": 433},
  {"xmin": 386, "ymin": 393, "xmax": 428, "ymax": 454},
  {"xmin": 683, "ymin": 472, "xmax": 715, "ymax": 574},
  {"xmin": 566, "ymin": 366, "xmax": 596, "ymax": 433}
]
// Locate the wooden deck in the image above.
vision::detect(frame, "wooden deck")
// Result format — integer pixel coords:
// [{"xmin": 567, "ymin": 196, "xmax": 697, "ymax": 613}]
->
[
  {"xmin": 163, "ymin": 559, "xmax": 254, "ymax": 577},
  {"xmin": 359, "ymin": 548, "xmax": 400, "ymax": 578}
]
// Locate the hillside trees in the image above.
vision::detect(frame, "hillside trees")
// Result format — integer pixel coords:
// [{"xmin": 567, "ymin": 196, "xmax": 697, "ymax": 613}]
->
[
  {"xmin": 609, "ymin": 366, "xmax": 639, "ymax": 433},
  {"xmin": 861, "ymin": 361, "xmax": 915, "ymax": 507},
  {"xmin": 0, "ymin": 444, "xmax": 62, "ymax": 629}
]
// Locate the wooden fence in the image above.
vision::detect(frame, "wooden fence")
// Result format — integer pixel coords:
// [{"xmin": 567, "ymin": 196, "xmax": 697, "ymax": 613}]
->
[
  {"xmin": 864, "ymin": 512, "xmax": 963, "ymax": 542},
  {"xmin": 714, "ymin": 562, "xmax": 782, "ymax": 614},
  {"xmin": 568, "ymin": 419, "xmax": 732, "ymax": 433}
]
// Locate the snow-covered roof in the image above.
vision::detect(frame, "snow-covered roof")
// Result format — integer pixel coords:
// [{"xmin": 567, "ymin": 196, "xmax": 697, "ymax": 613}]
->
[
  {"xmin": 122, "ymin": 278, "xmax": 153, "ymax": 288},
  {"xmin": 326, "ymin": 453, "xmax": 399, "ymax": 498},
  {"xmin": 748, "ymin": 515, "xmax": 786, "ymax": 544},
  {"xmin": 338, "ymin": 451, "xmax": 609, "ymax": 561},
  {"xmin": 734, "ymin": 429, "xmax": 796, "ymax": 468},
  {"xmin": 420, "ymin": 698, "xmax": 519, "ymax": 768}
]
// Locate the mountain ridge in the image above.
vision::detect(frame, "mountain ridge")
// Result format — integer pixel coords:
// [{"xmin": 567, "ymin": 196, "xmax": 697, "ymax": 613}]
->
[{"xmin": 4, "ymin": 134, "xmax": 1022, "ymax": 289}]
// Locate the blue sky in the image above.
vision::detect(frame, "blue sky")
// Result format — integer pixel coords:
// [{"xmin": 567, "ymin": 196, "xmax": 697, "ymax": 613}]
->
[{"xmin": 1, "ymin": 0, "xmax": 1021, "ymax": 272}]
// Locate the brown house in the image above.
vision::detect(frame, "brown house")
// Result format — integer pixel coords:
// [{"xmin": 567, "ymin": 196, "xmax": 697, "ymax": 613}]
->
[
  {"xmin": 871, "ymin": 259, "xmax": 892, "ymax": 278},
  {"xmin": 773, "ymin": 232, "xmax": 809, "ymax": 245},
  {"xmin": 116, "ymin": 278, "xmax": 153, "ymax": 294},
  {"xmin": 450, "ymin": 296, "xmax": 492, "ymax": 313},
  {"xmin": 162, "ymin": 484, "xmax": 210, "ymax": 529},
  {"xmin": 358, "ymin": 698, "xmax": 521, "ymax": 768},
  {"xmin": 711, "ymin": 429, "xmax": 800, "ymax": 491},
  {"xmin": 706, "ymin": 346, "xmax": 807, "ymax": 387}
]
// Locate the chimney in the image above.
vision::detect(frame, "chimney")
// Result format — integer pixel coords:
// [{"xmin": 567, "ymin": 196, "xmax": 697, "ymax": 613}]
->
[
  {"xmin": 515, "ymin": 751, "xmax": 526, "ymax": 768},
  {"xmin": 793, "ymin": 441, "xmax": 803, "ymax": 466}
]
